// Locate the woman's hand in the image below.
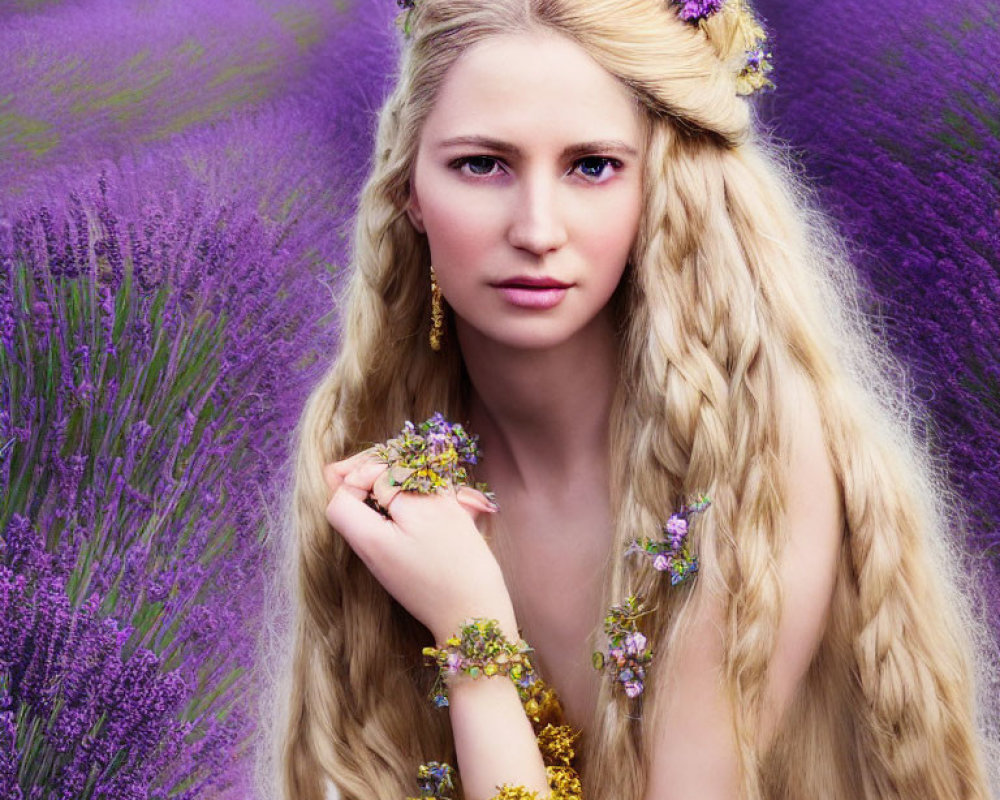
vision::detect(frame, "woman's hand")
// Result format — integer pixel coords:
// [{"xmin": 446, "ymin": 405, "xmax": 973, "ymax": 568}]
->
[{"xmin": 322, "ymin": 449, "xmax": 517, "ymax": 643}]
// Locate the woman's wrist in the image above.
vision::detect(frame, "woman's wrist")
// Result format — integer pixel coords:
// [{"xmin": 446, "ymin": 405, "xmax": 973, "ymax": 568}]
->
[
  {"xmin": 424, "ymin": 617, "xmax": 532, "ymax": 709},
  {"xmin": 412, "ymin": 617, "xmax": 584, "ymax": 799},
  {"xmin": 430, "ymin": 606, "xmax": 519, "ymax": 647}
]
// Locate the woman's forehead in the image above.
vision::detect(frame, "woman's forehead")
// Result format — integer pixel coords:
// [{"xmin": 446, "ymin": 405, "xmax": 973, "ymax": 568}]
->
[{"xmin": 421, "ymin": 31, "xmax": 642, "ymax": 151}]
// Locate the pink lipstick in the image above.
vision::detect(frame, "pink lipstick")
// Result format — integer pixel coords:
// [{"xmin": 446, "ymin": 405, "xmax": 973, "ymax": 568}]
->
[{"xmin": 491, "ymin": 276, "xmax": 573, "ymax": 309}]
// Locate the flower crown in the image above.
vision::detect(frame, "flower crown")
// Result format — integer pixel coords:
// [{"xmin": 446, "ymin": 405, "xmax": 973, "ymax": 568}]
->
[{"xmin": 394, "ymin": 0, "xmax": 774, "ymax": 96}]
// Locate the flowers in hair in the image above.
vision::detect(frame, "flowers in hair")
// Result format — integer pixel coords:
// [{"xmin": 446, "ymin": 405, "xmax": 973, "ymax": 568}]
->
[
  {"xmin": 626, "ymin": 493, "xmax": 711, "ymax": 586},
  {"xmin": 674, "ymin": 0, "xmax": 725, "ymax": 22},
  {"xmin": 595, "ymin": 495, "xmax": 711, "ymax": 697},
  {"xmin": 395, "ymin": 0, "xmax": 416, "ymax": 36},
  {"xmin": 670, "ymin": 0, "xmax": 776, "ymax": 96},
  {"xmin": 592, "ymin": 595, "xmax": 654, "ymax": 698}
]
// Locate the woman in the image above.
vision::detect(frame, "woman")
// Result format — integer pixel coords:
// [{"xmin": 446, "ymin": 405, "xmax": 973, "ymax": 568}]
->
[{"xmin": 266, "ymin": 1, "xmax": 997, "ymax": 798}]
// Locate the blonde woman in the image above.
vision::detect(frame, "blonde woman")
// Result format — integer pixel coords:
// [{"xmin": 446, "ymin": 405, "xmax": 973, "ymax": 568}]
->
[{"xmin": 264, "ymin": 1, "xmax": 998, "ymax": 798}]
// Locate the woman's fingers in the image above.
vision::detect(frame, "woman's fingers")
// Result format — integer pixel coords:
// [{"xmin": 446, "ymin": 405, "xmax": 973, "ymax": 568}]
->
[
  {"xmin": 371, "ymin": 467, "xmax": 410, "ymax": 514},
  {"xmin": 323, "ymin": 448, "xmax": 499, "ymax": 522},
  {"xmin": 455, "ymin": 486, "xmax": 499, "ymax": 518},
  {"xmin": 325, "ymin": 466, "xmax": 394, "ymax": 556},
  {"xmin": 329, "ymin": 446, "xmax": 379, "ymax": 477},
  {"xmin": 322, "ymin": 462, "xmax": 344, "ymax": 495},
  {"xmin": 323, "ymin": 447, "xmax": 380, "ymax": 494},
  {"xmin": 324, "ymin": 452, "xmax": 499, "ymax": 565},
  {"xmin": 341, "ymin": 459, "xmax": 390, "ymax": 493}
]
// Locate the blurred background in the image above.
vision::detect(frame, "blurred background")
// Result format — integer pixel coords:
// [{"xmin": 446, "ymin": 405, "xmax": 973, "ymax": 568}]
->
[{"xmin": 0, "ymin": 0, "xmax": 996, "ymax": 797}]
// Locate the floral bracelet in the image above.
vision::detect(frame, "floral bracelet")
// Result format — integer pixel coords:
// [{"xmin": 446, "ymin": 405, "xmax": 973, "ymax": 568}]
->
[
  {"xmin": 409, "ymin": 762, "xmax": 583, "ymax": 800},
  {"xmin": 413, "ymin": 621, "xmax": 584, "ymax": 800},
  {"xmin": 422, "ymin": 618, "xmax": 536, "ymax": 708}
]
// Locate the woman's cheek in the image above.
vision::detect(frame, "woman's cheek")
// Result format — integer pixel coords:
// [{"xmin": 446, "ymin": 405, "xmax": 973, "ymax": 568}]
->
[{"xmin": 429, "ymin": 196, "xmax": 503, "ymax": 260}]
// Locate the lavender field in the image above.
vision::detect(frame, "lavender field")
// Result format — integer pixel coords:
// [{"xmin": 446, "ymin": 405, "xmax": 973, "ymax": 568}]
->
[{"xmin": 1, "ymin": 0, "xmax": 997, "ymax": 797}]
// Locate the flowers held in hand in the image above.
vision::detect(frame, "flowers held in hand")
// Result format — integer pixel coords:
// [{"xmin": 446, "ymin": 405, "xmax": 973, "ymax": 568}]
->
[
  {"xmin": 375, "ymin": 412, "xmax": 493, "ymax": 498},
  {"xmin": 592, "ymin": 595, "xmax": 654, "ymax": 698},
  {"xmin": 627, "ymin": 494, "xmax": 711, "ymax": 586}
]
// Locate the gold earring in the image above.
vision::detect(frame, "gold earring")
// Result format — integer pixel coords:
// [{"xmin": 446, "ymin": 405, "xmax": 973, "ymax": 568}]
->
[{"xmin": 429, "ymin": 265, "xmax": 444, "ymax": 352}]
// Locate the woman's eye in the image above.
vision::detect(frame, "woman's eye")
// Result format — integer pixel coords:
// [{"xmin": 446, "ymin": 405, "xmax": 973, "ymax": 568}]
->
[
  {"xmin": 454, "ymin": 156, "xmax": 503, "ymax": 177},
  {"xmin": 575, "ymin": 156, "xmax": 621, "ymax": 182},
  {"xmin": 451, "ymin": 155, "xmax": 622, "ymax": 181}
]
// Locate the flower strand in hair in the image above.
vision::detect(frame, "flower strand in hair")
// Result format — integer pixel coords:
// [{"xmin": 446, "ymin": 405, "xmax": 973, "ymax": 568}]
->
[
  {"xmin": 626, "ymin": 493, "xmax": 711, "ymax": 586},
  {"xmin": 595, "ymin": 495, "xmax": 711, "ymax": 696},
  {"xmin": 592, "ymin": 594, "xmax": 655, "ymax": 698},
  {"xmin": 674, "ymin": 0, "xmax": 725, "ymax": 22},
  {"xmin": 670, "ymin": 0, "xmax": 775, "ymax": 95}
]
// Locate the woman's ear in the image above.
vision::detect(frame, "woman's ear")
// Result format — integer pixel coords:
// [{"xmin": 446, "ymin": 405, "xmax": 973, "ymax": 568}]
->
[{"xmin": 405, "ymin": 184, "xmax": 426, "ymax": 234}]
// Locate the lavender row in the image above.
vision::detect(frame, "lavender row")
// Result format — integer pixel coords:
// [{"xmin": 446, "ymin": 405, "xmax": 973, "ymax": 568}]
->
[
  {"xmin": 1, "ymin": 168, "xmax": 340, "ymax": 797},
  {"xmin": 756, "ymin": 0, "xmax": 1000, "ymax": 605}
]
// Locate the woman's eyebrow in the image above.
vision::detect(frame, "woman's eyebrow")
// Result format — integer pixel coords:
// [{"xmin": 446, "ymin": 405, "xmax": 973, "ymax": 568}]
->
[{"xmin": 435, "ymin": 135, "xmax": 639, "ymax": 159}]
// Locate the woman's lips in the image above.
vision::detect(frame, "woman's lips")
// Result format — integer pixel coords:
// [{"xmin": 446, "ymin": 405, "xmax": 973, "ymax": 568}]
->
[
  {"xmin": 492, "ymin": 282, "xmax": 571, "ymax": 309},
  {"xmin": 497, "ymin": 287, "xmax": 567, "ymax": 309}
]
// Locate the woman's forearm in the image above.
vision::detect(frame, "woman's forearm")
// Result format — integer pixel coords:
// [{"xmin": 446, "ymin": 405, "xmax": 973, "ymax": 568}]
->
[
  {"xmin": 430, "ymin": 612, "xmax": 551, "ymax": 799},
  {"xmin": 447, "ymin": 673, "xmax": 550, "ymax": 799}
]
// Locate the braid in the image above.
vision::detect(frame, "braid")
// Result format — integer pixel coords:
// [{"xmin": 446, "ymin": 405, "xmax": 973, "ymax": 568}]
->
[{"xmin": 834, "ymin": 398, "xmax": 987, "ymax": 798}]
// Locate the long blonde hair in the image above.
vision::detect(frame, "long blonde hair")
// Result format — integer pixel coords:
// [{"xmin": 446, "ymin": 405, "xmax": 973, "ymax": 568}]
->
[{"xmin": 255, "ymin": 1, "xmax": 999, "ymax": 797}]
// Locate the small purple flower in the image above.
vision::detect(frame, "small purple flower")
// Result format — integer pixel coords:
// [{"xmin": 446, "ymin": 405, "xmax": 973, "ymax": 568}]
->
[
  {"xmin": 415, "ymin": 760, "xmax": 455, "ymax": 797},
  {"xmin": 675, "ymin": 0, "xmax": 724, "ymax": 23},
  {"xmin": 628, "ymin": 496, "xmax": 710, "ymax": 586},
  {"xmin": 515, "ymin": 671, "xmax": 536, "ymax": 690},
  {"xmin": 624, "ymin": 681, "xmax": 643, "ymax": 698},
  {"xmin": 30, "ymin": 300, "xmax": 53, "ymax": 342},
  {"xmin": 0, "ymin": 709, "xmax": 21, "ymax": 800},
  {"xmin": 665, "ymin": 514, "xmax": 687, "ymax": 542}
]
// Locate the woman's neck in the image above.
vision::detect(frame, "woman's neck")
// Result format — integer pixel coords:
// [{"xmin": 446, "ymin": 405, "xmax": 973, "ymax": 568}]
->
[{"xmin": 458, "ymin": 308, "xmax": 619, "ymax": 496}]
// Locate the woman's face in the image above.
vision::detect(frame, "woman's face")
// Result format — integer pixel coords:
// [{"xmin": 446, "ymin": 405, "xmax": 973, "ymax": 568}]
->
[{"xmin": 407, "ymin": 31, "xmax": 644, "ymax": 352}]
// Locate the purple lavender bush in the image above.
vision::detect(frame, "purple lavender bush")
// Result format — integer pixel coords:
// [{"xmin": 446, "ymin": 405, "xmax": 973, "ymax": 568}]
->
[
  {"xmin": 1, "ymin": 0, "xmax": 401, "ymax": 794},
  {"xmin": 0, "ymin": 172, "xmax": 339, "ymax": 796},
  {"xmin": 755, "ymin": 0, "xmax": 1000, "ymax": 613},
  {"xmin": 1, "ymin": 539, "xmax": 192, "ymax": 800}
]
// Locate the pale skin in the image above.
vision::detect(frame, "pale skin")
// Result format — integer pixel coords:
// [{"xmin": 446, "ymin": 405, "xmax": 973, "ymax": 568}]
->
[{"xmin": 324, "ymin": 30, "xmax": 843, "ymax": 800}]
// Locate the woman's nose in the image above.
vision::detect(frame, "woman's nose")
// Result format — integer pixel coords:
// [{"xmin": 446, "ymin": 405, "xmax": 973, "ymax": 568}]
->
[{"xmin": 506, "ymin": 170, "xmax": 568, "ymax": 255}]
